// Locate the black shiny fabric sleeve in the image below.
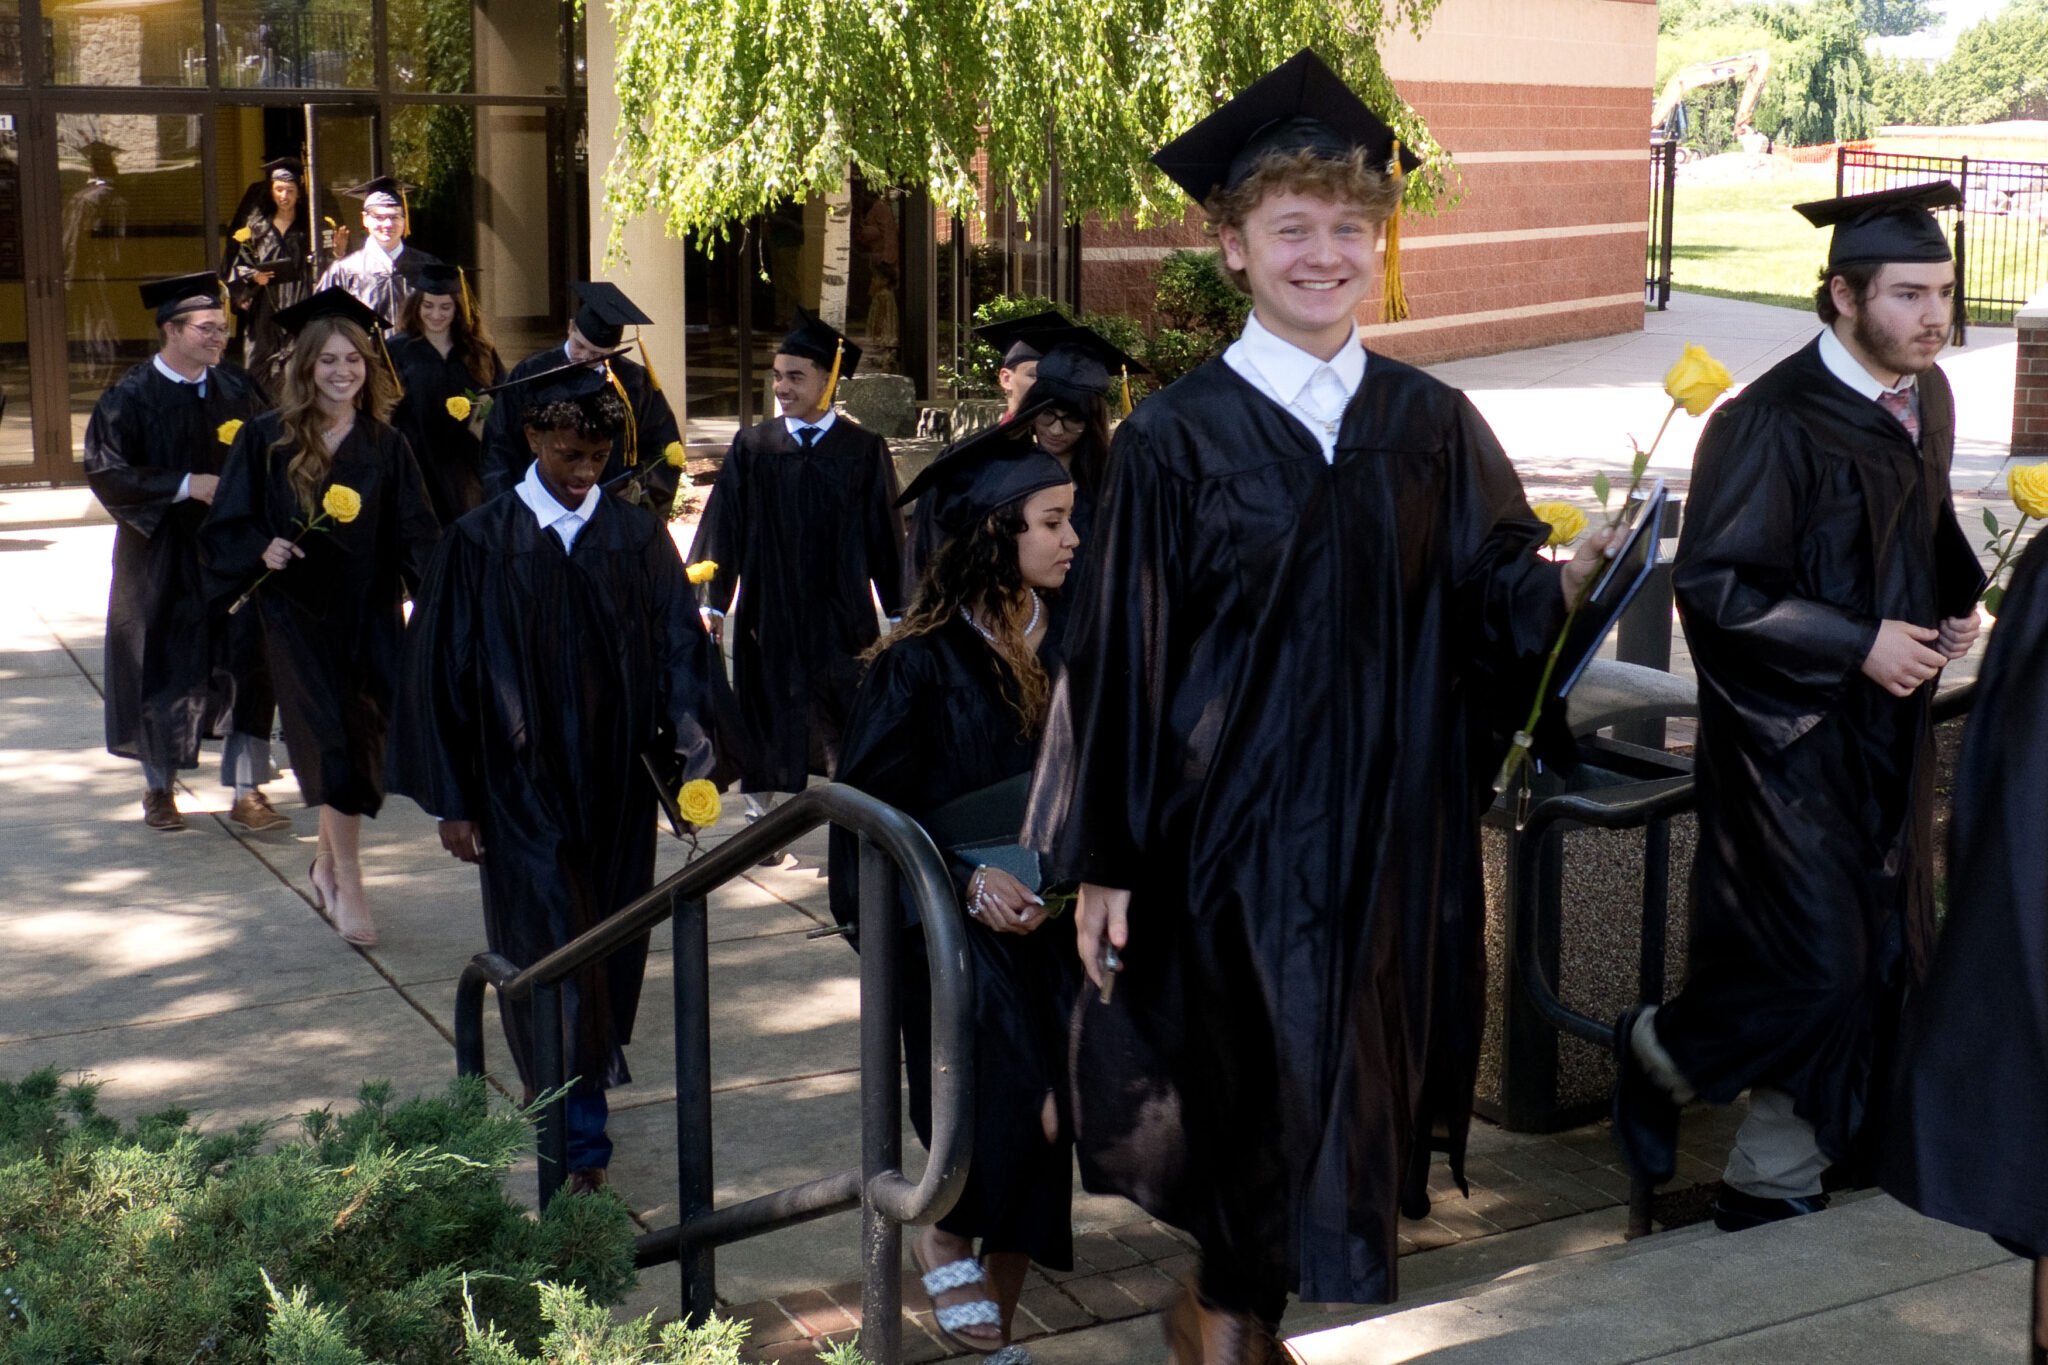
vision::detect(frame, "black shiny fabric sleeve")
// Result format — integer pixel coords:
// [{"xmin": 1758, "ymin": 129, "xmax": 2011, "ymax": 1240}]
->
[
  {"xmin": 688, "ymin": 434, "xmax": 745, "ymax": 615},
  {"xmin": 83, "ymin": 375, "xmax": 188, "ymax": 541},
  {"xmin": 862, "ymin": 436, "xmax": 907, "ymax": 618},
  {"xmin": 388, "ymin": 528, "xmax": 483, "ymax": 822}
]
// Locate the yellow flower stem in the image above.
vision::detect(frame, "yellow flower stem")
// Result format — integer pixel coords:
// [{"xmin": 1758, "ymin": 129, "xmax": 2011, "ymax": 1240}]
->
[
  {"xmin": 227, "ymin": 510, "xmax": 331, "ymax": 616},
  {"xmin": 1979, "ymin": 512, "xmax": 2032, "ymax": 606}
]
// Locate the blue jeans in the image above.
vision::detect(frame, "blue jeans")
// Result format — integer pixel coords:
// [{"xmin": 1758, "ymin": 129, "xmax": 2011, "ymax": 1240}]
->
[{"xmin": 566, "ymin": 1089, "xmax": 612, "ymax": 1172}]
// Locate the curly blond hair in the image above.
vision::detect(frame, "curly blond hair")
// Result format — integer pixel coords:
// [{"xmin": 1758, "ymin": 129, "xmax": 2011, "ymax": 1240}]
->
[{"xmin": 1204, "ymin": 146, "xmax": 1407, "ymax": 293}]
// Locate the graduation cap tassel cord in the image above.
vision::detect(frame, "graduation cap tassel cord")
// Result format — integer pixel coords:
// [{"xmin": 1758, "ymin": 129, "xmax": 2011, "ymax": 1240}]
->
[
  {"xmin": 1119, "ymin": 365, "xmax": 1133, "ymax": 418},
  {"xmin": 822, "ymin": 337, "xmax": 845, "ymax": 411},
  {"xmin": 604, "ymin": 362, "xmax": 638, "ymax": 467},
  {"xmin": 1380, "ymin": 140, "xmax": 1410, "ymax": 325},
  {"xmin": 635, "ymin": 332, "xmax": 664, "ymax": 395}
]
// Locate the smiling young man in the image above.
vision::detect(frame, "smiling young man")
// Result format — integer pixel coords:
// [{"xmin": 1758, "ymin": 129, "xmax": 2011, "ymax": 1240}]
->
[
  {"xmin": 688, "ymin": 310, "xmax": 905, "ymax": 826},
  {"xmin": 1023, "ymin": 50, "xmax": 1610, "ymax": 1362},
  {"xmin": 1612, "ymin": 182, "xmax": 1987, "ymax": 1235},
  {"xmin": 82, "ymin": 271, "xmax": 281, "ymax": 832},
  {"xmin": 391, "ymin": 366, "xmax": 726, "ymax": 1194},
  {"xmin": 316, "ymin": 176, "xmax": 441, "ymax": 324}
]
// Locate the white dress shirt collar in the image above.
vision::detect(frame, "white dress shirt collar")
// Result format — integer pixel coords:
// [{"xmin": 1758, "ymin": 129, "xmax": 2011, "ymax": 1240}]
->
[
  {"xmin": 783, "ymin": 410, "xmax": 838, "ymax": 443},
  {"xmin": 516, "ymin": 460, "xmax": 601, "ymax": 551},
  {"xmin": 152, "ymin": 354, "xmax": 208, "ymax": 390},
  {"xmin": 1818, "ymin": 324, "xmax": 1915, "ymax": 401},
  {"xmin": 1222, "ymin": 310, "xmax": 1367, "ymax": 463},
  {"xmin": 362, "ymin": 237, "xmax": 403, "ymax": 272}
]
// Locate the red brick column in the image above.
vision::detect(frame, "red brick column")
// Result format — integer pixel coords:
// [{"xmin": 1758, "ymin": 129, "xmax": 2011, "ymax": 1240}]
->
[{"xmin": 2018, "ymin": 289, "xmax": 2048, "ymax": 456}]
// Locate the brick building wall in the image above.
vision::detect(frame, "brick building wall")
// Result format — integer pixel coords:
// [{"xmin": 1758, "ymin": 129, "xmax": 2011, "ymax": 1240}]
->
[
  {"xmin": 2017, "ymin": 293, "xmax": 2048, "ymax": 456},
  {"xmin": 1080, "ymin": 0, "xmax": 1660, "ymax": 366}
]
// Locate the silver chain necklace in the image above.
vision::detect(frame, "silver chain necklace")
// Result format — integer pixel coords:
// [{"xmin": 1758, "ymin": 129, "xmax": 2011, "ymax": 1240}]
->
[{"xmin": 960, "ymin": 590, "xmax": 1040, "ymax": 646}]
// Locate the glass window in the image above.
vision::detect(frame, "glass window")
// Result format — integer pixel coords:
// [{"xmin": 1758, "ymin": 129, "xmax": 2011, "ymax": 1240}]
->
[
  {"xmin": 0, "ymin": 119, "xmax": 32, "ymax": 473},
  {"xmin": 46, "ymin": 0, "xmax": 205, "ymax": 87},
  {"xmin": 0, "ymin": 3, "xmax": 23, "ymax": 85},
  {"xmin": 218, "ymin": 0, "xmax": 374, "ymax": 90},
  {"xmin": 388, "ymin": 0, "xmax": 473, "ymax": 94}
]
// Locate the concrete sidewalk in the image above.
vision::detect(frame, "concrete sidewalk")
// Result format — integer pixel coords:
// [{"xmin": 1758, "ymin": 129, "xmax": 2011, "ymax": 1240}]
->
[{"xmin": 0, "ymin": 293, "xmax": 2027, "ymax": 1362}]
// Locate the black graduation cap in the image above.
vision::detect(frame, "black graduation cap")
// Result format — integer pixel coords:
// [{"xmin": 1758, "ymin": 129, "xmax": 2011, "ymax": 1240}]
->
[
  {"xmin": 777, "ymin": 308, "xmax": 862, "ymax": 380},
  {"xmin": 414, "ymin": 262, "xmax": 466, "ymax": 297},
  {"xmin": 1152, "ymin": 49, "xmax": 1422, "ymax": 205},
  {"xmin": 477, "ymin": 346, "xmax": 636, "ymax": 398},
  {"xmin": 896, "ymin": 408, "xmax": 1072, "ymax": 536},
  {"xmin": 344, "ymin": 175, "xmax": 408, "ymax": 208},
  {"xmin": 1026, "ymin": 326, "xmax": 1151, "ymax": 412},
  {"xmin": 1793, "ymin": 181, "xmax": 1961, "ymax": 268},
  {"xmin": 571, "ymin": 280, "xmax": 653, "ymax": 348},
  {"xmin": 975, "ymin": 311, "xmax": 1069, "ymax": 368},
  {"xmin": 262, "ymin": 157, "xmax": 302, "ymax": 182},
  {"xmin": 514, "ymin": 358, "xmax": 631, "ymax": 433},
  {"xmin": 139, "ymin": 271, "xmax": 227, "ymax": 323},
  {"xmin": 271, "ymin": 286, "xmax": 389, "ymax": 336}
]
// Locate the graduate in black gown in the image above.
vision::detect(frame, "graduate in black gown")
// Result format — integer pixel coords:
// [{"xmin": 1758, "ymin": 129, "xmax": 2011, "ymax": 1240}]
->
[
  {"xmin": 829, "ymin": 418, "xmax": 1081, "ymax": 1356},
  {"xmin": 220, "ymin": 158, "xmax": 312, "ymax": 385},
  {"xmin": 1883, "ymin": 530, "xmax": 2048, "ymax": 1364},
  {"xmin": 689, "ymin": 311, "xmax": 905, "ymax": 817},
  {"xmin": 204, "ymin": 289, "xmax": 440, "ymax": 948},
  {"xmin": 84, "ymin": 271, "xmax": 284, "ymax": 833},
  {"xmin": 387, "ymin": 263, "xmax": 505, "ymax": 524},
  {"xmin": 1611, "ymin": 184, "xmax": 1986, "ymax": 1234},
  {"xmin": 1023, "ymin": 52, "xmax": 1608, "ymax": 1358},
  {"xmin": 479, "ymin": 282, "xmax": 682, "ymax": 514},
  {"xmin": 974, "ymin": 310, "xmax": 1061, "ymax": 420},
  {"xmin": 391, "ymin": 365, "xmax": 725, "ymax": 1192},
  {"xmin": 316, "ymin": 176, "xmax": 442, "ymax": 323}
]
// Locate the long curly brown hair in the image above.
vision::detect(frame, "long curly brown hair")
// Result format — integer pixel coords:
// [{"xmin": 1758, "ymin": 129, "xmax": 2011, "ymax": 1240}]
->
[
  {"xmin": 271, "ymin": 315, "xmax": 398, "ymax": 515},
  {"xmin": 868, "ymin": 498, "xmax": 1053, "ymax": 736},
  {"xmin": 395, "ymin": 274, "xmax": 502, "ymax": 390}
]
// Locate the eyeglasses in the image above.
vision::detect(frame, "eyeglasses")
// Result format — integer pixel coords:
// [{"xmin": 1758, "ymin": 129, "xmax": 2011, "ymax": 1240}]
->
[
  {"xmin": 180, "ymin": 323, "xmax": 229, "ymax": 340},
  {"xmin": 1036, "ymin": 412, "xmax": 1085, "ymax": 432}
]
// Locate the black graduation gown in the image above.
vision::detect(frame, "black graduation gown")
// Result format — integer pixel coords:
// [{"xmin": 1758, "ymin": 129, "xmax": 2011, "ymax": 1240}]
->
[
  {"xmin": 387, "ymin": 333, "xmax": 503, "ymax": 526},
  {"xmin": 1883, "ymin": 532, "xmax": 2048, "ymax": 1258},
  {"xmin": 221, "ymin": 206, "xmax": 311, "ymax": 383},
  {"xmin": 1653, "ymin": 341, "xmax": 1984, "ymax": 1169},
  {"xmin": 389, "ymin": 491, "xmax": 724, "ymax": 1095},
  {"xmin": 828, "ymin": 618, "xmax": 1075, "ymax": 1267},
  {"xmin": 83, "ymin": 362, "xmax": 272, "ymax": 772},
  {"xmin": 202, "ymin": 413, "xmax": 440, "ymax": 815},
  {"xmin": 316, "ymin": 243, "xmax": 442, "ymax": 323},
  {"xmin": 690, "ymin": 417, "xmax": 906, "ymax": 792},
  {"xmin": 479, "ymin": 347, "xmax": 683, "ymax": 513},
  {"xmin": 1023, "ymin": 353, "xmax": 1564, "ymax": 1306}
]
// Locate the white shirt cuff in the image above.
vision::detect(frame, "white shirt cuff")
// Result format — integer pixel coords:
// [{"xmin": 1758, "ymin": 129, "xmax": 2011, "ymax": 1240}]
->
[
  {"xmin": 174, "ymin": 473, "xmax": 192, "ymax": 503},
  {"xmin": 699, "ymin": 606, "xmax": 725, "ymax": 619}
]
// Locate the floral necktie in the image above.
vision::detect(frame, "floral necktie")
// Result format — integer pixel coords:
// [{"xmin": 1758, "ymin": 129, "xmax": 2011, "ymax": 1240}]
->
[{"xmin": 1878, "ymin": 388, "xmax": 1919, "ymax": 444}]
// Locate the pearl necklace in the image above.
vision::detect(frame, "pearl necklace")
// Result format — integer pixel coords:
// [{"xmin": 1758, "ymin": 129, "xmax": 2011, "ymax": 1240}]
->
[{"xmin": 960, "ymin": 590, "xmax": 1040, "ymax": 646}]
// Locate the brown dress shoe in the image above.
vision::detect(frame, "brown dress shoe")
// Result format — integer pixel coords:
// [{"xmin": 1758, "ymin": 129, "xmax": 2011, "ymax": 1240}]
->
[
  {"xmin": 228, "ymin": 790, "xmax": 293, "ymax": 832},
  {"xmin": 142, "ymin": 789, "xmax": 184, "ymax": 831}
]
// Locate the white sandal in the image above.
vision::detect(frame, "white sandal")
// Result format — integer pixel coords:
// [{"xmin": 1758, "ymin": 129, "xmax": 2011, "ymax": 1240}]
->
[{"xmin": 915, "ymin": 1251, "xmax": 1006, "ymax": 1355}]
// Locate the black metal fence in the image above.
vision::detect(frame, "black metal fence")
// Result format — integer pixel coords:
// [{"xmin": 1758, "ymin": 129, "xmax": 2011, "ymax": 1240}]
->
[
  {"xmin": 1647, "ymin": 139, "xmax": 1679, "ymax": 311},
  {"xmin": 455, "ymin": 785, "xmax": 973, "ymax": 1363},
  {"xmin": 1838, "ymin": 147, "xmax": 2048, "ymax": 330}
]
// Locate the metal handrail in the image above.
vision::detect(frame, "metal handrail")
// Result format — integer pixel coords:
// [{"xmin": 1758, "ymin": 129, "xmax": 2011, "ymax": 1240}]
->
[{"xmin": 454, "ymin": 783, "xmax": 973, "ymax": 1362}]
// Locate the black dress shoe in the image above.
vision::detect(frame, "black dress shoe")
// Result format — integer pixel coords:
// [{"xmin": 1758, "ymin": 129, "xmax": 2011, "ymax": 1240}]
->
[
  {"xmin": 1611, "ymin": 1005, "xmax": 1680, "ymax": 1185},
  {"xmin": 1712, "ymin": 1187, "xmax": 1829, "ymax": 1232}
]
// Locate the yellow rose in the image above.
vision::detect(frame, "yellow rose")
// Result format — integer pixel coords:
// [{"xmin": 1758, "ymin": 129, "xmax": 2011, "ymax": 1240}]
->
[
  {"xmin": 1662, "ymin": 343, "xmax": 1734, "ymax": 418},
  {"xmin": 686, "ymin": 559, "xmax": 719, "ymax": 585},
  {"xmin": 217, "ymin": 418, "xmax": 244, "ymax": 446},
  {"xmin": 1531, "ymin": 501, "xmax": 1588, "ymax": 548},
  {"xmin": 321, "ymin": 484, "xmax": 363, "ymax": 524},
  {"xmin": 678, "ymin": 778, "xmax": 722, "ymax": 828},
  {"xmin": 2010, "ymin": 464, "xmax": 2048, "ymax": 520},
  {"xmin": 445, "ymin": 395, "xmax": 472, "ymax": 421},
  {"xmin": 663, "ymin": 440, "xmax": 687, "ymax": 468},
  {"xmin": 232, "ymin": 226, "xmax": 252, "ymax": 243}
]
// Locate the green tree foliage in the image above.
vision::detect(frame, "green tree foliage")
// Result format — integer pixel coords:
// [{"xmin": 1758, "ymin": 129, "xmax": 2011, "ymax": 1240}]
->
[
  {"xmin": 1924, "ymin": 0, "xmax": 2048, "ymax": 124},
  {"xmin": 601, "ymin": 0, "xmax": 1455, "ymax": 256},
  {"xmin": 1755, "ymin": 0, "xmax": 1875, "ymax": 145},
  {"xmin": 1867, "ymin": 54, "xmax": 1939, "ymax": 125},
  {"xmin": 1859, "ymin": 0, "xmax": 1937, "ymax": 36},
  {"xmin": 0, "ymin": 1071, "xmax": 636, "ymax": 1363},
  {"xmin": 1147, "ymin": 250, "xmax": 1249, "ymax": 382}
]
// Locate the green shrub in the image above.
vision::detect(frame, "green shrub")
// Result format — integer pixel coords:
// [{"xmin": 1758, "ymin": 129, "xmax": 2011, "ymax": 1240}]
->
[{"xmin": 0, "ymin": 1070, "xmax": 636, "ymax": 1362}]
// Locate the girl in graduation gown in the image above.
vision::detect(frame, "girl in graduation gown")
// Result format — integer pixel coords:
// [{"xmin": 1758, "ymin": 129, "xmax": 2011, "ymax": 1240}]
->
[
  {"xmin": 828, "ymin": 423, "xmax": 1082, "ymax": 1356},
  {"xmin": 204, "ymin": 298, "xmax": 440, "ymax": 947},
  {"xmin": 387, "ymin": 265, "xmax": 505, "ymax": 526},
  {"xmin": 221, "ymin": 160, "xmax": 311, "ymax": 385},
  {"xmin": 1883, "ymin": 530, "xmax": 2048, "ymax": 1364}
]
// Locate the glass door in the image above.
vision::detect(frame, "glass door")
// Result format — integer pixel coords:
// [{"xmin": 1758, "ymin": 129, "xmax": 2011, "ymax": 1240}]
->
[
  {"xmin": 303, "ymin": 102, "xmax": 379, "ymax": 276},
  {"xmin": 0, "ymin": 103, "xmax": 47, "ymax": 484}
]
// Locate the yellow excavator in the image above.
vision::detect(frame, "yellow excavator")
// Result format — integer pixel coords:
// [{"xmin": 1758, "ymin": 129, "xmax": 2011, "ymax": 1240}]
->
[{"xmin": 1651, "ymin": 50, "xmax": 1772, "ymax": 157}]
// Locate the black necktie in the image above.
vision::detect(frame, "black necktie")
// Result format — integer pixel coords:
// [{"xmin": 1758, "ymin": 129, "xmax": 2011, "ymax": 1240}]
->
[{"xmin": 798, "ymin": 426, "xmax": 819, "ymax": 449}]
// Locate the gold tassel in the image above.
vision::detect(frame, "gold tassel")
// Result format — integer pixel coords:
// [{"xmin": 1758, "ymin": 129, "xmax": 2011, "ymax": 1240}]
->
[
  {"xmin": 605, "ymin": 360, "xmax": 637, "ymax": 466},
  {"xmin": 635, "ymin": 330, "xmax": 664, "ymax": 394},
  {"xmin": 1381, "ymin": 139, "xmax": 1410, "ymax": 325},
  {"xmin": 821, "ymin": 338, "xmax": 845, "ymax": 411},
  {"xmin": 1119, "ymin": 365, "xmax": 1133, "ymax": 417},
  {"xmin": 377, "ymin": 328, "xmax": 405, "ymax": 400}
]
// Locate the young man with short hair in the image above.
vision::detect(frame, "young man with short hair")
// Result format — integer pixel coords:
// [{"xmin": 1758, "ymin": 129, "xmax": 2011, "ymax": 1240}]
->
[
  {"xmin": 391, "ymin": 367, "xmax": 725, "ymax": 1193},
  {"xmin": 317, "ymin": 176, "xmax": 441, "ymax": 323},
  {"xmin": 1612, "ymin": 182, "xmax": 1985, "ymax": 1233},
  {"xmin": 83, "ymin": 272, "xmax": 283, "ymax": 832},
  {"xmin": 1025, "ymin": 51, "xmax": 1610, "ymax": 1361},
  {"xmin": 688, "ymin": 310, "xmax": 905, "ymax": 822}
]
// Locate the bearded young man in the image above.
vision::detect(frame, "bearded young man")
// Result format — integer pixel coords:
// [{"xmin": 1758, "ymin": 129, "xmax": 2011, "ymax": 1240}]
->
[
  {"xmin": 1024, "ymin": 50, "xmax": 1611, "ymax": 1363},
  {"xmin": 1612, "ymin": 183, "xmax": 1987, "ymax": 1234}
]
